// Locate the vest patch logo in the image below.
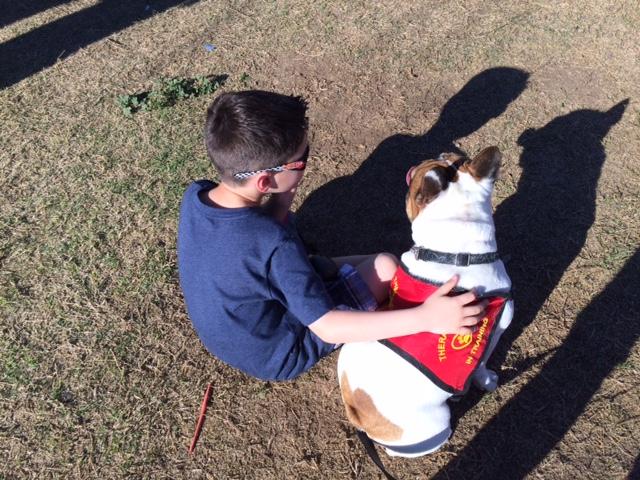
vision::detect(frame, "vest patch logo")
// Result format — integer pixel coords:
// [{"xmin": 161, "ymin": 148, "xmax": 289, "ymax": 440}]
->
[{"xmin": 451, "ymin": 334, "xmax": 473, "ymax": 350}]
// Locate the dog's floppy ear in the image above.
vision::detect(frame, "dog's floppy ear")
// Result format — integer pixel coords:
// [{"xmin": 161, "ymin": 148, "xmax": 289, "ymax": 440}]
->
[
  {"xmin": 406, "ymin": 165, "xmax": 449, "ymax": 222},
  {"xmin": 466, "ymin": 146, "xmax": 502, "ymax": 180}
]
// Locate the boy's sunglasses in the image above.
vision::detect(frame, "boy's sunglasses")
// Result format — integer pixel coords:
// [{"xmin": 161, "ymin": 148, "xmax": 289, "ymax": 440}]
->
[{"xmin": 233, "ymin": 146, "xmax": 310, "ymax": 180}]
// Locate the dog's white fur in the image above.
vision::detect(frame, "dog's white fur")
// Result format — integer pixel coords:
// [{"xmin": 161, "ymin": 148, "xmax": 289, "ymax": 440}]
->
[{"xmin": 337, "ymin": 149, "xmax": 514, "ymax": 457}]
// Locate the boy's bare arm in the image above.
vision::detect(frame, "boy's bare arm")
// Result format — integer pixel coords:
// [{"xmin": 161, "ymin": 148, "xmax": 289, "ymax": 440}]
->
[{"xmin": 309, "ymin": 276, "xmax": 486, "ymax": 344}]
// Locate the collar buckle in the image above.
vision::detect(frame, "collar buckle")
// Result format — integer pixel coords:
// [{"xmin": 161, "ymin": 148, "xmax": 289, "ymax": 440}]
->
[{"xmin": 455, "ymin": 253, "xmax": 471, "ymax": 266}]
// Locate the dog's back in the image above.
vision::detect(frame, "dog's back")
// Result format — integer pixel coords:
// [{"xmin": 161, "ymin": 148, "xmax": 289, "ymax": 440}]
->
[{"xmin": 338, "ymin": 147, "xmax": 513, "ymax": 456}]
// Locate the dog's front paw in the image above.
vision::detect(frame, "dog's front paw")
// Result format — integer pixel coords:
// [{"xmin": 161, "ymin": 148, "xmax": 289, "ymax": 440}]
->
[{"xmin": 473, "ymin": 367, "xmax": 499, "ymax": 392}]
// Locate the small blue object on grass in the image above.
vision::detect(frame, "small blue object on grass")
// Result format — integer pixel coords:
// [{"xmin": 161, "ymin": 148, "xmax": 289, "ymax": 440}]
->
[{"xmin": 204, "ymin": 43, "xmax": 216, "ymax": 52}]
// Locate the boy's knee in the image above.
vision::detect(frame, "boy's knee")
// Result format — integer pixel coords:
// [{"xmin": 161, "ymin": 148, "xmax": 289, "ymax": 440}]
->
[{"xmin": 374, "ymin": 253, "xmax": 399, "ymax": 282}]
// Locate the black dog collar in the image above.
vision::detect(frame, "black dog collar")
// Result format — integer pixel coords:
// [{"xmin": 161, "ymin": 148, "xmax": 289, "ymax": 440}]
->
[{"xmin": 411, "ymin": 246, "xmax": 499, "ymax": 267}]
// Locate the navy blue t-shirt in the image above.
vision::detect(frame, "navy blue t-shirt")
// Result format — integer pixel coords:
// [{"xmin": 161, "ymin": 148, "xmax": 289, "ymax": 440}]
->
[{"xmin": 177, "ymin": 180, "xmax": 336, "ymax": 381}]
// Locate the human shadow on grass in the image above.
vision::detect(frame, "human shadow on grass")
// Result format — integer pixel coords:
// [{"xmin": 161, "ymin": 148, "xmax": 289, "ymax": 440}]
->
[
  {"xmin": 433, "ymin": 100, "xmax": 632, "ymax": 480},
  {"xmin": 0, "ymin": 0, "xmax": 73, "ymax": 28},
  {"xmin": 0, "ymin": 0, "xmax": 199, "ymax": 89},
  {"xmin": 297, "ymin": 66, "xmax": 530, "ymax": 257}
]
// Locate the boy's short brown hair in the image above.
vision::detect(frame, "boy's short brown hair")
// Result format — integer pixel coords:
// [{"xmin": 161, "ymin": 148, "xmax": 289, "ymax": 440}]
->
[{"xmin": 204, "ymin": 90, "xmax": 308, "ymax": 183}]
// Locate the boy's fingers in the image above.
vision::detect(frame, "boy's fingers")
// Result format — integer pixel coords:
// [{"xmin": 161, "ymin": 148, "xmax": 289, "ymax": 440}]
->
[
  {"xmin": 456, "ymin": 290, "xmax": 477, "ymax": 305},
  {"xmin": 461, "ymin": 300, "xmax": 488, "ymax": 317},
  {"xmin": 461, "ymin": 316, "xmax": 481, "ymax": 327},
  {"xmin": 456, "ymin": 326, "xmax": 474, "ymax": 336},
  {"xmin": 435, "ymin": 275, "xmax": 459, "ymax": 296},
  {"xmin": 462, "ymin": 304, "xmax": 486, "ymax": 317}
]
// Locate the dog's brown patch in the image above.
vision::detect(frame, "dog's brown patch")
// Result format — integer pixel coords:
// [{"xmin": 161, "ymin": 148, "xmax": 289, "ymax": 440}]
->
[
  {"xmin": 405, "ymin": 160, "xmax": 454, "ymax": 221},
  {"xmin": 340, "ymin": 372, "xmax": 403, "ymax": 442}
]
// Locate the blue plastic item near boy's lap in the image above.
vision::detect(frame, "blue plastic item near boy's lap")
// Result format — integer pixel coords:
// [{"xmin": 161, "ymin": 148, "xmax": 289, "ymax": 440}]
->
[{"xmin": 326, "ymin": 264, "xmax": 378, "ymax": 312}]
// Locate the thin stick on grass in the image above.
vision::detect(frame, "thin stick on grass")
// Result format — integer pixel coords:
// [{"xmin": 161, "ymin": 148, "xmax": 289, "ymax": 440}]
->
[{"xmin": 189, "ymin": 383, "xmax": 213, "ymax": 454}]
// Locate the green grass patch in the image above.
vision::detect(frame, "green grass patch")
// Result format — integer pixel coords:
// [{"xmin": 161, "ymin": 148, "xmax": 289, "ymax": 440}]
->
[
  {"xmin": 117, "ymin": 75, "xmax": 228, "ymax": 116},
  {"xmin": 1, "ymin": 344, "xmax": 38, "ymax": 386}
]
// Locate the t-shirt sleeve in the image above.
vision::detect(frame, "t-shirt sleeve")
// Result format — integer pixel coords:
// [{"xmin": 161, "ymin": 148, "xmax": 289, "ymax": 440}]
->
[{"xmin": 267, "ymin": 235, "xmax": 335, "ymax": 326}]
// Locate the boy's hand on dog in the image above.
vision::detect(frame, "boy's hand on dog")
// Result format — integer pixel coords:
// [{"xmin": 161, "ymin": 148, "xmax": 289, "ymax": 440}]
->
[{"xmin": 418, "ymin": 275, "xmax": 487, "ymax": 335}]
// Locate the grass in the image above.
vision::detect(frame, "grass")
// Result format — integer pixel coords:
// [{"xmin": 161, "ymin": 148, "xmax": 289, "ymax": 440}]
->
[
  {"xmin": 117, "ymin": 75, "xmax": 227, "ymax": 116},
  {"xmin": 1, "ymin": 1, "xmax": 639, "ymax": 479}
]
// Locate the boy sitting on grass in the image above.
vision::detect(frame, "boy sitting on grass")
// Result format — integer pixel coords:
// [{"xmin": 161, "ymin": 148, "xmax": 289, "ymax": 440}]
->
[{"xmin": 177, "ymin": 90, "xmax": 485, "ymax": 381}]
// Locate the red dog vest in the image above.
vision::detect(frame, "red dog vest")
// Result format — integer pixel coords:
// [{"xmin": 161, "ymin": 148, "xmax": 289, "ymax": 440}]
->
[{"xmin": 379, "ymin": 264, "xmax": 509, "ymax": 395}]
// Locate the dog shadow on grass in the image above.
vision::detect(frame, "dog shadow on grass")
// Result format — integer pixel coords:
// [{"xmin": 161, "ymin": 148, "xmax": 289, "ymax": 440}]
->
[
  {"xmin": 433, "ymin": 101, "xmax": 633, "ymax": 479},
  {"xmin": 0, "ymin": 0, "xmax": 200, "ymax": 89}
]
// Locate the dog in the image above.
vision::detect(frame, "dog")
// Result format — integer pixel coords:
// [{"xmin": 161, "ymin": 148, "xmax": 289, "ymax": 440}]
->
[{"xmin": 337, "ymin": 146, "xmax": 514, "ymax": 457}]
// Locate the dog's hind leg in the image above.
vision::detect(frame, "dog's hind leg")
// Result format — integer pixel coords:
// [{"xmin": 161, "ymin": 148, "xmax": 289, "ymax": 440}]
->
[
  {"xmin": 473, "ymin": 299, "xmax": 514, "ymax": 391},
  {"xmin": 473, "ymin": 367, "xmax": 499, "ymax": 391}
]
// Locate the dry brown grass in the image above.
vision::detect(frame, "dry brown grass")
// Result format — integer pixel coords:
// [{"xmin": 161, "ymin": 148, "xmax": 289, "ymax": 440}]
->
[{"xmin": 1, "ymin": 1, "xmax": 639, "ymax": 479}]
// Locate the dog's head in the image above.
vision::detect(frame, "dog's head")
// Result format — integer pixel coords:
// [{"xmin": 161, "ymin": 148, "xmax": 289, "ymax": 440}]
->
[{"xmin": 405, "ymin": 147, "xmax": 502, "ymax": 222}]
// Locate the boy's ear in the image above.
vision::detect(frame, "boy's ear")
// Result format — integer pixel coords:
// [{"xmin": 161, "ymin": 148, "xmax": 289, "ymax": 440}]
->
[{"xmin": 255, "ymin": 173, "xmax": 272, "ymax": 193}]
